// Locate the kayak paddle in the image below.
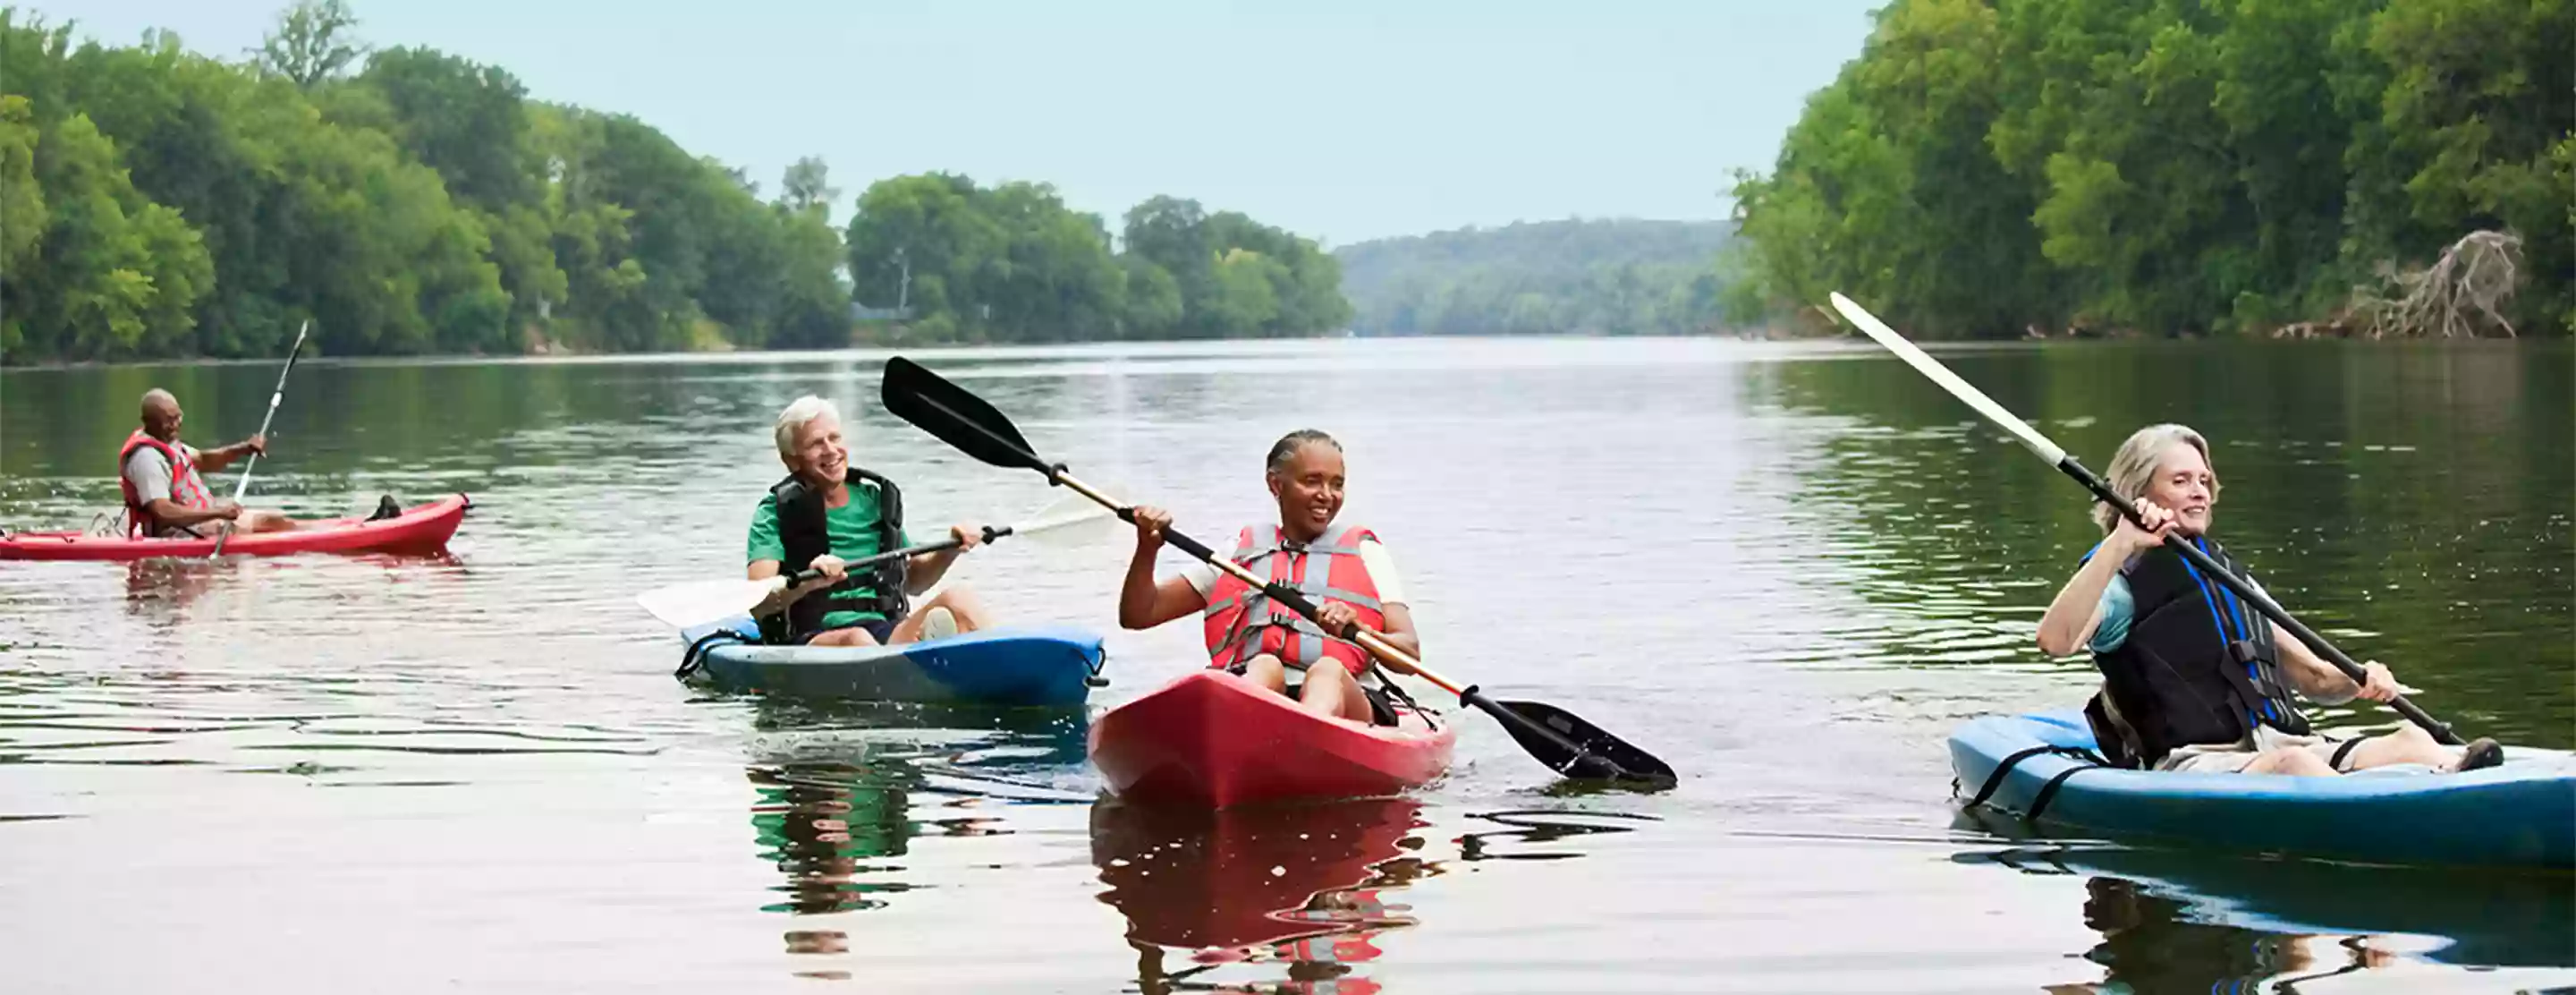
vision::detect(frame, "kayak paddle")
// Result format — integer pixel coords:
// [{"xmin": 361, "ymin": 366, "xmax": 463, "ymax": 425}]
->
[
  {"xmin": 1825, "ymin": 291, "xmax": 2464, "ymax": 745},
  {"xmin": 633, "ymin": 489, "xmax": 1116, "ymax": 630},
  {"xmin": 878, "ymin": 354, "xmax": 1677, "ymax": 785},
  {"xmin": 210, "ymin": 319, "xmax": 309, "ymax": 558}
]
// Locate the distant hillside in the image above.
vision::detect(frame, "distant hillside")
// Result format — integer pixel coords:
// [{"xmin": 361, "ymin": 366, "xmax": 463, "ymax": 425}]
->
[{"xmin": 1333, "ymin": 218, "xmax": 1743, "ymax": 336}]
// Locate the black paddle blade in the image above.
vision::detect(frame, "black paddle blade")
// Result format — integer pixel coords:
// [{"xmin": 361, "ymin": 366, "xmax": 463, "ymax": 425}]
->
[
  {"xmin": 880, "ymin": 356, "xmax": 1051, "ymax": 474},
  {"xmin": 1467, "ymin": 692, "xmax": 1675, "ymax": 784}
]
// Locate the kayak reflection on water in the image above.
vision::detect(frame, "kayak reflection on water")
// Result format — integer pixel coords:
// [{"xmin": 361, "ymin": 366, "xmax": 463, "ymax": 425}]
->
[
  {"xmin": 123, "ymin": 557, "xmax": 237, "ymax": 620},
  {"xmin": 742, "ymin": 702, "xmax": 1091, "ymax": 979},
  {"xmin": 748, "ymin": 758, "xmax": 919, "ymax": 917},
  {"xmin": 1092, "ymin": 797, "xmax": 1428, "ymax": 995},
  {"xmin": 121, "ymin": 551, "xmax": 467, "ymax": 621},
  {"xmin": 1960, "ymin": 810, "xmax": 2576, "ymax": 986},
  {"xmin": 1093, "ymin": 800, "xmax": 1658, "ymax": 994},
  {"xmin": 2046, "ymin": 876, "xmax": 2401, "ymax": 994}
]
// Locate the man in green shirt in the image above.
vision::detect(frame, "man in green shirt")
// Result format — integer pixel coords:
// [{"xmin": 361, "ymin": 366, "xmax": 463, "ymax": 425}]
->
[{"xmin": 747, "ymin": 395, "xmax": 995, "ymax": 646}]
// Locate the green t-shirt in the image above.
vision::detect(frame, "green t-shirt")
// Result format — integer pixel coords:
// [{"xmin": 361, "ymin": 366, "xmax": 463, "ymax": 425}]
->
[{"xmin": 746, "ymin": 482, "xmax": 912, "ymax": 628}]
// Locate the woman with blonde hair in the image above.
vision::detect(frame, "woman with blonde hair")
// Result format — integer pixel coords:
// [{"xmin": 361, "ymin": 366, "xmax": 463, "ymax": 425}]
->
[{"xmin": 2035, "ymin": 423, "xmax": 2500, "ymax": 776}]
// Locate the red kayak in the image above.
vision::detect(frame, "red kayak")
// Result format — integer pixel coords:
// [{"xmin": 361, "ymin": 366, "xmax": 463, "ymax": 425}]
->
[
  {"xmin": 0, "ymin": 494, "xmax": 471, "ymax": 561},
  {"xmin": 1089, "ymin": 669, "xmax": 1457, "ymax": 809}
]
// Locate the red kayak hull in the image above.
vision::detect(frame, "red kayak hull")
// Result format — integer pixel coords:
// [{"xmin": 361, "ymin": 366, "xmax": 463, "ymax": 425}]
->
[
  {"xmin": 1089, "ymin": 670, "xmax": 1456, "ymax": 809},
  {"xmin": 0, "ymin": 494, "xmax": 471, "ymax": 561}
]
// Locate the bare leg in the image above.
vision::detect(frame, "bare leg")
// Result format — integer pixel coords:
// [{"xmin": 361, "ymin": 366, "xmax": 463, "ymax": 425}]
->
[
  {"xmin": 2241, "ymin": 747, "xmax": 2338, "ymax": 777},
  {"xmin": 242, "ymin": 510, "xmax": 301, "ymax": 533},
  {"xmin": 2340, "ymin": 726, "xmax": 2463, "ymax": 771},
  {"xmin": 1241, "ymin": 655, "xmax": 1291, "ymax": 695},
  {"xmin": 1297, "ymin": 664, "xmax": 1374, "ymax": 723},
  {"xmin": 804, "ymin": 626, "xmax": 884, "ymax": 648},
  {"xmin": 887, "ymin": 585, "xmax": 994, "ymax": 644}
]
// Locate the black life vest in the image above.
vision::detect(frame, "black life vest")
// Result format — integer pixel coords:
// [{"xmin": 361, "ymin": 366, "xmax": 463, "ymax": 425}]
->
[
  {"xmin": 2084, "ymin": 537, "xmax": 2309, "ymax": 769},
  {"xmin": 760, "ymin": 468, "xmax": 909, "ymax": 644}
]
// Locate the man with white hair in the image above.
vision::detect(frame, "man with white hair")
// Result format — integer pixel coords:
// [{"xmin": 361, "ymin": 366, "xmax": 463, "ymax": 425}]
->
[{"xmin": 745, "ymin": 395, "xmax": 995, "ymax": 646}]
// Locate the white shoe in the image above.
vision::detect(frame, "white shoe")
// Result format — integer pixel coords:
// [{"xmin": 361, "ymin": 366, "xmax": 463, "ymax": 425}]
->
[{"xmin": 920, "ymin": 606, "xmax": 958, "ymax": 642}]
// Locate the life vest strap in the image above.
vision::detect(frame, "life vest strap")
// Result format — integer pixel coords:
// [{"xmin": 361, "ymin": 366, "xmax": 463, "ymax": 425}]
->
[{"xmin": 1204, "ymin": 583, "xmax": 1383, "ymax": 615}]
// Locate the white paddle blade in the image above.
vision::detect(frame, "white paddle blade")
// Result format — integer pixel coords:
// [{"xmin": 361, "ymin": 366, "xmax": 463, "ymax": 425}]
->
[
  {"xmin": 636, "ymin": 574, "xmax": 784, "ymax": 629},
  {"xmin": 1827, "ymin": 292, "xmax": 2068, "ymax": 465},
  {"xmin": 1007, "ymin": 486, "xmax": 1124, "ymax": 546}
]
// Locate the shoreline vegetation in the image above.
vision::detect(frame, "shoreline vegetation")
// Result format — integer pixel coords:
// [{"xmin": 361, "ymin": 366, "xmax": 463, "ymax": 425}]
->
[
  {"xmin": 3, "ymin": 1, "xmax": 2564, "ymax": 368},
  {"xmin": 1724, "ymin": 0, "xmax": 2571, "ymax": 342},
  {"xmin": 0, "ymin": 1, "xmax": 1352, "ymax": 367}
]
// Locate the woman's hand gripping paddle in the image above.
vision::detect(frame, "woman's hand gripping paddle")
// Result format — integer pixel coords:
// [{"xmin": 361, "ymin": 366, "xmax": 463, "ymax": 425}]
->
[
  {"xmin": 878, "ymin": 354, "xmax": 1677, "ymax": 786},
  {"xmin": 1826, "ymin": 291, "xmax": 2462, "ymax": 744}
]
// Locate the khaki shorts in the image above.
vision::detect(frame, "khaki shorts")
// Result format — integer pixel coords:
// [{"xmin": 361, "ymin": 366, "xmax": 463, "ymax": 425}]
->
[{"xmin": 2157, "ymin": 725, "xmax": 2356, "ymax": 773}]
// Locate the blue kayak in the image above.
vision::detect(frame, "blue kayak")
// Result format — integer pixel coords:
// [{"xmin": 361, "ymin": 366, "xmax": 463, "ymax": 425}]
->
[
  {"xmin": 1951, "ymin": 710, "xmax": 2576, "ymax": 868},
  {"xmin": 676, "ymin": 616, "xmax": 1108, "ymax": 707}
]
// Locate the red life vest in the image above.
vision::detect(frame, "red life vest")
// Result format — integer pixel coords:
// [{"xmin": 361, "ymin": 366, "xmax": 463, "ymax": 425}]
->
[
  {"xmin": 1201, "ymin": 523, "xmax": 1386, "ymax": 675},
  {"xmin": 117, "ymin": 429, "xmax": 216, "ymax": 537}
]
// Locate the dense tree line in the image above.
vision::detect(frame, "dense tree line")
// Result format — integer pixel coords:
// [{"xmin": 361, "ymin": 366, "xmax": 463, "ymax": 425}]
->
[
  {"xmin": 1730, "ymin": 0, "xmax": 2572, "ymax": 339},
  {"xmin": 0, "ymin": 2, "xmax": 1348, "ymax": 364},
  {"xmin": 843, "ymin": 182, "xmax": 1348, "ymax": 343},
  {"xmin": 1332, "ymin": 219, "xmax": 1746, "ymax": 336}
]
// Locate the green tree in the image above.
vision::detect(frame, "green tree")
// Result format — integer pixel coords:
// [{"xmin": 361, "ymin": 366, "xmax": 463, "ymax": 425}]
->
[
  {"xmin": 1335, "ymin": 218, "xmax": 1740, "ymax": 336},
  {"xmin": 4, "ymin": 112, "xmax": 212, "ymax": 361},
  {"xmin": 1120, "ymin": 257, "xmax": 1183, "ymax": 337},
  {"xmin": 353, "ymin": 46, "xmax": 535, "ymax": 210},
  {"xmin": 2354, "ymin": 0, "xmax": 2574, "ymax": 330},
  {"xmin": 255, "ymin": 0, "xmax": 366, "ymax": 89},
  {"xmin": 781, "ymin": 156, "xmax": 837, "ymax": 216},
  {"xmin": 0, "ymin": 95, "xmax": 45, "ymax": 282},
  {"xmin": 1730, "ymin": 0, "xmax": 2571, "ymax": 338}
]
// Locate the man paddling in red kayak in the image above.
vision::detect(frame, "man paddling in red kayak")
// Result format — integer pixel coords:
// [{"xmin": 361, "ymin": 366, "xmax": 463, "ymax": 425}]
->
[
  {"xmin": 118, "ymin": 388, "xmax": 397, "ymax": 539},
  {"xmin": 2036, "ymin": 422, "xmax": 2502, "ymax": 777},
  {"xmin": 1119, "ymin": 429, "xmax": 1426, "ymax": 725},
  {"xmin": 745, "ymin": 395, "xmax": 996, "ymax": 647}
]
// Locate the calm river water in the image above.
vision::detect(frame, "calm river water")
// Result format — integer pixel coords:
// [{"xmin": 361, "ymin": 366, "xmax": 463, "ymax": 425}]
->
[{"xmin": 4, "ymin": 336, "xmax": 2569, "ymax": 993}]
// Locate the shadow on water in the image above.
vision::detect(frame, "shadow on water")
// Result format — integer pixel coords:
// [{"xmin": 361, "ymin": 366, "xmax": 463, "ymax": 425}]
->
[{"xmin": 1953, "ymin": 809, "xmax": 2576, "ymax": 988}]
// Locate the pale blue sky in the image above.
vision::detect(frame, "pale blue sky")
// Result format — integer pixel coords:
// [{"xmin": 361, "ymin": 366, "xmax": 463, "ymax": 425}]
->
[{"xmin": 21, "ymin": 0, "xmax": 1879, "ymax": 245}]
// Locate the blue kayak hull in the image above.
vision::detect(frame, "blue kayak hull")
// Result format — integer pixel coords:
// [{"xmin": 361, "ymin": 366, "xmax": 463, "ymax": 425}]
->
[
  {"xmin": 679, "ymin": 617, "xmax": 1106, "ymax": 707},
  {"xmin": 1951, "ymin": 710, "xmax": 2576, "ymax": 869}
]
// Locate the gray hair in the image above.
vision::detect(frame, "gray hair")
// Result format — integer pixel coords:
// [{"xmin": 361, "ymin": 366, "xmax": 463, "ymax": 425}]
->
[
  {"xmin": 2093, "ymin": 423, "xmax": 2218, "ymax": 532},
  {"xmin": 775, "ymin": 395, "xmax": 843, "ymax": 461},
  {"xmin": 1265, "ymin": 429, "xmax": 1342, "ymax": 475}
]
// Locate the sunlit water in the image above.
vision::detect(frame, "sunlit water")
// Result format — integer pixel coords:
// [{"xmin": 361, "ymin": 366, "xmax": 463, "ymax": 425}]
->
[{"xmin": 4, "ymin": 337, "xmax": 2569, "ymax": 993}]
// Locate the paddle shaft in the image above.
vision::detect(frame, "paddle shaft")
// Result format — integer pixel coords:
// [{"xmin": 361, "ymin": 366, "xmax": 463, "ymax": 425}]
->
[
  {"xmin": 881, "ymin": 354, "xmax": 1663, "ymax": 780},
  {"xmin": 2058, "ymin": 455, "xmax": 2460, "ymax": 744},
  {"xmin": 1056, "ymin": 471, "xmax": 1615, "ymax": 740},
  {"xmin": 775, "ymin": 523, "xmax": 1019, "ymax": 588},
  {"xmin": 904, "ymin": 391, "xmax": 1534, "ymax": 700},
  {"xmin": 1826, "ymin": 293, "xmax": 2462, "ymax": 744},
  {"xmin": 210, "ymin": 321, "xmax": 309, "ymax": 557}
]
